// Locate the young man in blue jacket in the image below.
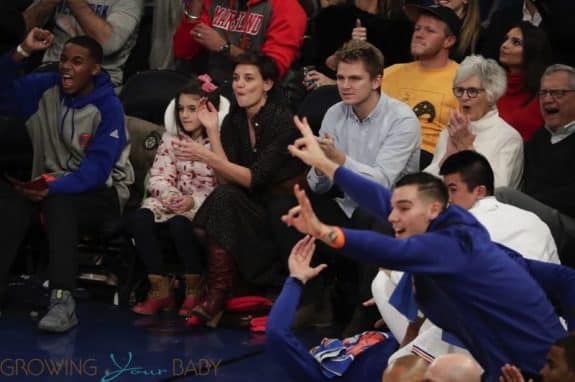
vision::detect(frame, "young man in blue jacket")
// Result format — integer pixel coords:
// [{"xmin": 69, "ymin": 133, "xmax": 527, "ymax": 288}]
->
[
  {"xmin": 0, "ymin": 27, "xmax": 133, "ymax": 332},
  {"xmin": 280, "ymin": 115, "xmax": 567, "ymax": 380}
]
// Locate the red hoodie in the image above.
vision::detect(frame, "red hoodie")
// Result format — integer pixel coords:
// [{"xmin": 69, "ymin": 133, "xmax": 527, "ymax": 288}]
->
[{"xmin": 173, "ymin": 0, "xmax": 306, "ymax": 78}]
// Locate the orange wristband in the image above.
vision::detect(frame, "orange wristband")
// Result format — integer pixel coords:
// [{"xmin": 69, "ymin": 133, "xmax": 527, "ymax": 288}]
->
[{"xmin": 325, "ymin": 226, "xmax": 345, "ymax": 249}]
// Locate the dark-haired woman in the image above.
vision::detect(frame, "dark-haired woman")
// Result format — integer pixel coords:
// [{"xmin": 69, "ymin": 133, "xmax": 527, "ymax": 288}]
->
[
  {"xmin": 497, "ymin": 22, "xmax": 552, "ymax": 141},
  {"xmin": 173, "ymin": 53, "xmax": 307, "ymax": 326}
]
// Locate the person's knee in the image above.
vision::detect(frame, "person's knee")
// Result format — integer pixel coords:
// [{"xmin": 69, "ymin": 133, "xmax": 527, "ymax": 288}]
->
[
  {"xmin": 167, "ymin": 215, "xmax": 193, "ymax": 234},
  {"xmin": 211, "ymin": 183, "xmax": 243, "ymax": 205}
]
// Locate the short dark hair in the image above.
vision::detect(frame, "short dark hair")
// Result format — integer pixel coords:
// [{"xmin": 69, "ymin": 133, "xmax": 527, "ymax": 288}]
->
[
  {"xmin": 395, "ymin": 172, "xmax": 448, "ymax": 210},
  {"xmin": 554, "ymin": 333, "xmax": 575, "ymax": 372},
  {"xmin": 234, "ymin": 52, "xmax": 279, "ymax": 84},
  {"xmin": 334, "ymin": 40, "xmax": 384, "ymax": 79},
  {"xmin": 64, "ymin": 35, "xmax": 103, "ymax": 64},
  {"xmin": 439, "ymin": 151, "xmax": 495, "ymax": 195}
]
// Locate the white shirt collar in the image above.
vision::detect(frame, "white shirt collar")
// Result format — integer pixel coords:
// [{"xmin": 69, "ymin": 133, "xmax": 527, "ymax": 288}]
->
[
  {"xmin": 523, "ymin": 1, "xmax": 542, "ymax": 26},
  {"xmin": 546, "ymin": 120, "xmax": 575, "ymax": 144}
]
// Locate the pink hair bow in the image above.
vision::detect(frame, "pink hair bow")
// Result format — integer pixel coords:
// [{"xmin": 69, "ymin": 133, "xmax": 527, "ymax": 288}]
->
[{"xmin": 198, "ymin": 74, "xmax": 218, "ymax": 93}]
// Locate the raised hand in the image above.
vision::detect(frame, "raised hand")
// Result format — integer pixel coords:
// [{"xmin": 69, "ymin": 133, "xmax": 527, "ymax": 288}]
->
[
  {"xmin": 197, "ymin": 100, "xmax": 219, "ymax": 133},
  {"xmin": 290, "ymin": 116, "xmax": 338, "ymax": 178},
  {"xmin": 22, "ymin": 28, "xmax": 54, "ymax": 54},
  {"xmin": 351, "ymin": 18, "xmax": 367, "ymax": 41},
  {"xmin": 447, "ymin": 109, "xmax": 475, "ymax": 150},
  {"xmin": 318, "ymin": 131, "xmax": 345, "ymax": 164},
  {"xmin": 288, "ymin": 235, "xmax": 326, "ymax": 284},
  {"xmin": 281, "ymin": 184, "xmax": 325, "ymax": 238}
]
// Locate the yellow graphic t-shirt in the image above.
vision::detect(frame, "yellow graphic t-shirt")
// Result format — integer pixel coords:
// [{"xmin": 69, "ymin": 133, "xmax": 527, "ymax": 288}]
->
[{"xmin": 382, "ymin": 61, "xmax": 459, "ymax": 154}]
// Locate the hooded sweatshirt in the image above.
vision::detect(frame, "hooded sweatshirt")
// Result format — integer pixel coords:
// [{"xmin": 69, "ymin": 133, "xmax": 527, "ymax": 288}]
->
[
  {"xmin": 173, "ymin": 0, "xmax": 306, "ymax": 83},
  {"xmin": 0, "ymin": 52, "xmax": 134, "ymax": 209},
  {"xmin": 332, "ymin": 166, "xmax": 566, "ymax": 380}
]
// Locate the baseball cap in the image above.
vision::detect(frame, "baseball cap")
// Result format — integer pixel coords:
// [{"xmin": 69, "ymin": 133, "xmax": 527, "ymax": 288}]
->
[{"xmin": 404, "ymin": 4, "xmax": 462, "ymax": 37}]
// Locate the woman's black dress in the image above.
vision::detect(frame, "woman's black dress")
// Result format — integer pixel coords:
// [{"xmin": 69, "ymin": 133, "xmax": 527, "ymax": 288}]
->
[{"xmin": 193, "ymin": 100, "xmax": 307, "ymax": 286}]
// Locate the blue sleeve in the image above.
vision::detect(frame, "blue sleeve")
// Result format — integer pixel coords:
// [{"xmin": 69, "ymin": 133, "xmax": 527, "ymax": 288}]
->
[
  {"xmin": 333, "ymin": 165, "xmax": 393, "ymax": 221},
  {"xmin": 49, "ymin": 100, "xmax": 127, "ymax": 194},
  {"xmin": 521, "ymin": 258, "xmax": 575, "ymax": 331},
  {"xmin": 0, "ymin": 52, "xmax": 59, "ymax": 119},
  {"xmin": 266, "ymin": 277, "xmax": 324, "ymax": 382},
  {"xmin": 341, "ymin": 228, "xmax": 467, "ymax": 275}
]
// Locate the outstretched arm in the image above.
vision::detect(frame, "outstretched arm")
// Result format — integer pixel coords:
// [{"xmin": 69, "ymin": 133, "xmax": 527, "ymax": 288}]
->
[
  {"xmin": 290, "ymin": 116, "xmax": 393, "ymax": 219},
  {"xmin": 281, "ymin": 180, "xmax": 466, "ymax": 274},
  {"xmin": 520, "ymin": 257, "xmax": 575, "ymax": 330},
  {"xmin": 266, "ymin": 236, "xmax": 326, "ymax": 381}
]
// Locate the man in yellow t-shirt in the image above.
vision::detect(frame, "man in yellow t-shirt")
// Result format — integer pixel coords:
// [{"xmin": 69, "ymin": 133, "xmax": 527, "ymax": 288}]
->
[{"xmin": 382, "ymin": 4, "xmax": 460, "ymax": 167}]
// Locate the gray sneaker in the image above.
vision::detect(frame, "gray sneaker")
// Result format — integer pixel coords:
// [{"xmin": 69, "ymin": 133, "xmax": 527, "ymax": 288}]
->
[{"xmin": 38, "ymin": 289, "xmax": 78, "ymax": 333}]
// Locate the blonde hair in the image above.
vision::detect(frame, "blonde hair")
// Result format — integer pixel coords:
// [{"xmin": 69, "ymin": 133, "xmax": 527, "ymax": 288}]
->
[{"xmin": 456, "ymin": 0, "xmax": 481, "ymax": 57}]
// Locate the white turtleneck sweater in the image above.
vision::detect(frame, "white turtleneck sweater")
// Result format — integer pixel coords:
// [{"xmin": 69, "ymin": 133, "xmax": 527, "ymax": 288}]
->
[{"xmin": 425, "ymin": 109, "xmax": 524, "ymax": 188}]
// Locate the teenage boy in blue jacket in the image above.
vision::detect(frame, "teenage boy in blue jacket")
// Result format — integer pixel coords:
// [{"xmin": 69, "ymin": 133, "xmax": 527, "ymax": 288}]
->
[
  {"xmin": 0, "ymin": 27, "xmax": 133, "ymax": 332},
  {"xmin": 278, "ymin": 116, "xmax": 567, "ymax": 381}
]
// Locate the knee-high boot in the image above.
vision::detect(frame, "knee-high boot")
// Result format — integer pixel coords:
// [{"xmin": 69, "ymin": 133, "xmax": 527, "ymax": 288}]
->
[{"xmin": 186, "ymin": 238, "xmax": 234, "ymax": 327}]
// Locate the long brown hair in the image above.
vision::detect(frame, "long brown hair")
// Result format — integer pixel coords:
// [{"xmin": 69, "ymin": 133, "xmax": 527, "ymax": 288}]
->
[{"xmin": 456, "ymin": 0, "xmax": 481, "ymax": 57}]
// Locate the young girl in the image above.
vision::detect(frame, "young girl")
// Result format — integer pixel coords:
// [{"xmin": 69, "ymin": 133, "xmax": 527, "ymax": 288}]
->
[{"xmin": 127, "ymin": 75, "xmax": 224, "ymax": 316}]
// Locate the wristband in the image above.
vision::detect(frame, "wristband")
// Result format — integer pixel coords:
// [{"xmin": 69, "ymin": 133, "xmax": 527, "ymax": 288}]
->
[
  {"xmin": 325, "ymin": 226, "xmax": 345, "ymax": 249},
  {"xmin": 17, "ymin": 45, "xmax": 31, "ymax": 58}
]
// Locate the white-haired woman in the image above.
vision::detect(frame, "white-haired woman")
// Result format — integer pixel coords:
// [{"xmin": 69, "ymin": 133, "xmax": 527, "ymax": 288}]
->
[{"xmin": 425, "ymin": 55, "xmax": 523, "ymax": 188}]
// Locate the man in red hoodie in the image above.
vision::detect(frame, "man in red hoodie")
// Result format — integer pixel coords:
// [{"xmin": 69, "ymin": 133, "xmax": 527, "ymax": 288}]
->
[{"xmin": 173, "ymin": 0, "xmax": 306, "ymax": 94}]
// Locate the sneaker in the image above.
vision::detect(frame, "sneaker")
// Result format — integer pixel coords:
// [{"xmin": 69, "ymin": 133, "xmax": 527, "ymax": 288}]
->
[{"xmin": 38, "ymin": 289, "xmax": 78, "ymax": 333}]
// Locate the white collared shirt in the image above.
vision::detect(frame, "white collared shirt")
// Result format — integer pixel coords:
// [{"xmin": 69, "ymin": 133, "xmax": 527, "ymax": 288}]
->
[
  {"xmin": 307, "ymin": 93, "xmax": 421, "ymax": 217},
  {"xmin": 470, "ymin": 196, "xmax": 560, "ymax": 263},
  {"xmin": 523, "ymin": 0, "xmax": 542, "ymax": 26},
  {"xmin": 546, "ymin": 120, "xmax": 575, "ymax": 144}
]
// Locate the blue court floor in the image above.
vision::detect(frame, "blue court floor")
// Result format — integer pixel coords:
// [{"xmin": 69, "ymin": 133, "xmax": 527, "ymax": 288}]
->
[{"xmin": 0, "ymin": 278, "xmax": 331, "ymax": 382}]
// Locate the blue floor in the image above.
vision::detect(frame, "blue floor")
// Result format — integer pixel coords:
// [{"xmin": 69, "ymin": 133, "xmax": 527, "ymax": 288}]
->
[{"xmin": 0, "ymin": 280, "xmax": 329, "ymax": 382}]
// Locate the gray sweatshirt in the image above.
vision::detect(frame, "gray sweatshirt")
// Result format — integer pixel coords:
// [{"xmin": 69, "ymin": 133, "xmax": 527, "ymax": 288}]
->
[{"xmin": 39, "ymin": 0, "xmax": 143, "ymax": 86}]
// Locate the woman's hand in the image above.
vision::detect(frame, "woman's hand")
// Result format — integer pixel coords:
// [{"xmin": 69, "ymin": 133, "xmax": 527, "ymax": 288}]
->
[
  {"xmin": 197, "ymin": 100, "xmax": 219, "ymax": 134},
  {"xmin": 172, "ymin": 139, "xmax": 211, "ymax": 162},
  {"xmin": 447, "ymin": 109, "xmax": 475, "ymax": 151},
  {"xmin": 351, "ymin": 18, "xmax": 367, "ymax": 41},
  {"xmin": 288, "ymin": 235, "xmax": 326, "ymax": 285},
  {"xmin": 303, "ymin": 70, "xmax": 336, "ymax": 91}
]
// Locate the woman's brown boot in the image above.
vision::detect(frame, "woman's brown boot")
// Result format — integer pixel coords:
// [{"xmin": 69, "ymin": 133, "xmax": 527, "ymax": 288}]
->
[
  {"xmin": 132, "ymin": 274, "xmax": 175, "ymax": 315},
  {"xmin": 178, "ymin": 274, "xmax": 203, "ymax": 316},
  {"xmin": 186, "ymin": 239, "xmax": 234, "ymax": 328}
]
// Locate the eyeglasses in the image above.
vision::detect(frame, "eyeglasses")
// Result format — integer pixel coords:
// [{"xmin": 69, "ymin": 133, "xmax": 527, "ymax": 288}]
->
[
  {"xmin": 538, "ymin": 89, "xmax": 575, "ymax": 99},
  {"xmin": 452, "ymin": 87, "xmax": 485, "ymax": 98}
]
